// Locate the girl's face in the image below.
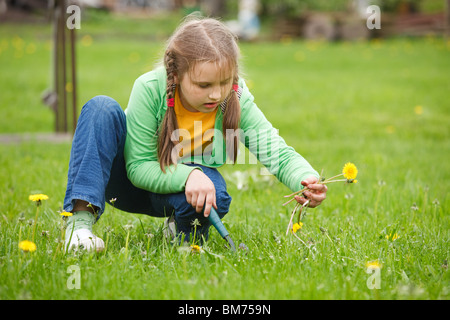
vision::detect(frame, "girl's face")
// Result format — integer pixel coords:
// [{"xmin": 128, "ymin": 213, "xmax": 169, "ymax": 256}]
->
[{"xmin": 177, "ymin": 61, "xmax": 233, "ymax": 113}]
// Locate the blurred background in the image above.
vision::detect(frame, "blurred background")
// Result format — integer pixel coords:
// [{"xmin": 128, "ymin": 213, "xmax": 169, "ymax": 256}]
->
[
  {"xmin": 1, "ymin": 0, "xmax": 448, "ymax": 39},
  {"xmin": 0, "ymin": 0, "xmax": 448, "ymax": 135}
]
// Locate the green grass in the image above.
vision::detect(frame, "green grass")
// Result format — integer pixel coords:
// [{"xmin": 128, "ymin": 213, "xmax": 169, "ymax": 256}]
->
[{"xmin": 0, "ymin": 13, "xmax": 449, "ymax": 300}]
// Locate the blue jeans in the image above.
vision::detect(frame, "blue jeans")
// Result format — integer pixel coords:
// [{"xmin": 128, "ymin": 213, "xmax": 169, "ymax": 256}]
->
[{"xmin": 63, "ymin": 96, "xmax": 232, "ymax": 241}]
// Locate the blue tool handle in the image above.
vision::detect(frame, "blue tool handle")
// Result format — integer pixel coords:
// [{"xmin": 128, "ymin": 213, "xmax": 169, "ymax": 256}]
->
[{"xmin": 208, "ymin": 207, "xmax": 229, "ymax": 238}]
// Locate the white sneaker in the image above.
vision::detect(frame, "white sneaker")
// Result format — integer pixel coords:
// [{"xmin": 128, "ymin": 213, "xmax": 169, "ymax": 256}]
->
[
  {"xmin": 65, "ymin": 228, "xmax": 105, "ymax": 253},
  {"xmin": 65, "ymin": 210, "xmax": 104, "ymax": 253},
  {"xmin": 163, "ymin": 216, "xmax": 176, "ymax": 241}
]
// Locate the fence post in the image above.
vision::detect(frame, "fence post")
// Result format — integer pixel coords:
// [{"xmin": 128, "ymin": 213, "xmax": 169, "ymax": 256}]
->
[{"xmin": 51, "ymin": 0, "xmax": 77, "ymax": 134}]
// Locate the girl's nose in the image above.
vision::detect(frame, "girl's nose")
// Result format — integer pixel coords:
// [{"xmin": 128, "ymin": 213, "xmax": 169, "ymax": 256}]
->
[{"xmin": 209, "ymin": 85, "xmax": 221, "ymax": 101}]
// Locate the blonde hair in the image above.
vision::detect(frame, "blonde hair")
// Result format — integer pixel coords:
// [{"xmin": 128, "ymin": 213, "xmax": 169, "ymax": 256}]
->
[{"xmin": 158, "ymin": 16, "xmax": 241, "ymax": 172}]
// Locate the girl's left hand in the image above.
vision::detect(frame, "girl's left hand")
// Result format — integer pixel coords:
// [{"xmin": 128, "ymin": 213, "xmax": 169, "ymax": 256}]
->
[{"xmin": 294, "ymin": 176, "xmax": 327, "ymax": 208}]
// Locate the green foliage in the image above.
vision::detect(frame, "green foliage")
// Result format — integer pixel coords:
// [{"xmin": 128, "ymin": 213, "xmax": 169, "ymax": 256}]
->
[
  {"xmin": 258, "ymin": 0, "xmax": 445, "ymax": 17},
  {"xmin": 260, "ymin": 0, "xmax": 350, "ymax": 17}
]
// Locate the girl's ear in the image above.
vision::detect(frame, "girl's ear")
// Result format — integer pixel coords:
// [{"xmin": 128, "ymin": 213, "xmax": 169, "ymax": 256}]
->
[{"xmin": 173, "ymin": 72, "xmax": 179, "ymax": 85}]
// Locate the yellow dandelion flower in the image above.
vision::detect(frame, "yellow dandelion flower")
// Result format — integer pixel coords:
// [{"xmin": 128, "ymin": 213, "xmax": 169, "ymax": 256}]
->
[
  {"xmin": 292, "ymin": 222, "xmax": 303, "ymax": 233},
  {"xmin": 414, "ymin": 105, "xmax": 423, "ymax": 115},
  {"xmin": 385, "ymin": 233, "xmax": 399, "ymax": 241},
  {"xmin": 366, "ymin": 260, "xmax": 382, "ymax": 269},
  {"xmin": 342, "ymin": 163, "xmax": 358, "ymax": 180},
  {"xmin": 190, "ymin": 244, "xmax": 201, "ymax": 253},
  {"xmin": 29, "ymin": 194, "xmax": 49, "ymax": 202},
  {"xmin": 60, "ymin": 211, "xmax": 73, "ymax": 217},
  {"xmin": 385, "ymin": 125, "xmax": 395, "ymax": 134},
  {"xmin": 19, "ymin": 240, "xmax": 37, "ymax": 253},
  {"xmin": 81, "ymin": 34, "xmax": 93, "ymax": 47}
]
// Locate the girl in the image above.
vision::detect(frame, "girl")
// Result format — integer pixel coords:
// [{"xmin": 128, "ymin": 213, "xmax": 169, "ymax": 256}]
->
[{"xmin": 63, "ymin": 17, "xmax": 327, "ymax": 252}]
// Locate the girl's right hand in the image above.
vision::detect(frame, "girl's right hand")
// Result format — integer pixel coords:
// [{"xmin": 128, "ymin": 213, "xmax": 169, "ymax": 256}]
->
[{"xmin": 185, "ymin": 169, "xmax": 217, "ymax": 217}]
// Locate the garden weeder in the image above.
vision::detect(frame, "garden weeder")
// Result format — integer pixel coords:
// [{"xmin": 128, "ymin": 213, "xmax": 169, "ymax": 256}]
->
[{"xmin": 208, "ymin": 207, "xmax": 236, "ymax": 251}]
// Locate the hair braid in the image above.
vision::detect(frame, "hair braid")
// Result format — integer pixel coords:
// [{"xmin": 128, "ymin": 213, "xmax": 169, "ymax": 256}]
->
[
  {"xmin": 165, "ymin": 50, "xmax": 177, "ymax": 102},
  {"xmin": 157, "ymin": 50, "xmax": 180, "ymax": 172},
  {"xmin": 223, "ymin": 74, "xmax": 241, "ymax": 163}
]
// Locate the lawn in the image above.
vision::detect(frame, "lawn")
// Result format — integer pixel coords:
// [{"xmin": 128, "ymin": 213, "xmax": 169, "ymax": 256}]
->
[{"xmin": 0, "ymin": 11, "xmax": 449, "ymax": 301}]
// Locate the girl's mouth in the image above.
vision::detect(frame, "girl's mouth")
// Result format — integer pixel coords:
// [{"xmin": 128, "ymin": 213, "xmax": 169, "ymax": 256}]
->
[{"xmin": 204, "ymin": 102, "xmax": 218, "ymax": 109}]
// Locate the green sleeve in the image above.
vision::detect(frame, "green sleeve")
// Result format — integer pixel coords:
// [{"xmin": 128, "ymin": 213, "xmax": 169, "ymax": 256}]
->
[
  {"xmin": 238, "ymin": 79, "xmax": 319, "ymax": 192},
  {"xmin": 124, "ymin": 73, "xmax": 201, "ymax": 194}
]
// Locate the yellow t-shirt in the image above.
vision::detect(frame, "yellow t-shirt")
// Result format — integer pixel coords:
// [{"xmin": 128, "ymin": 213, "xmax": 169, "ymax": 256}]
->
[{"xmin": 174, "ymin": 89, "xmax": 217, "ymax": 158}]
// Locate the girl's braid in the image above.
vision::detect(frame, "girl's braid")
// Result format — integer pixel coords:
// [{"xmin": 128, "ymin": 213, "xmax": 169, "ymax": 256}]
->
[
  {"xmin": 165, "ymin": 50, "xmax": 176, "ymax": 103},
  {"xmin": 157, "ymin": 50, "xmax": 179, "ymax": 171}
]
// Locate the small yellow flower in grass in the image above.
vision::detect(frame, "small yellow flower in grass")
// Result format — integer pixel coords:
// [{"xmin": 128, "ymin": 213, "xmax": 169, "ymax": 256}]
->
[
  {"xmin": 414, "ymin": 105, "xmax": 423, "ymax": 115},
  {"xmin": 19, "ymin": 240, "xmax": 36, "ymax": 253},
  {"xmin": 29, "ymin": 193, "xmax": 49, "ymax": 204},
  {"xmin": 29, "ymin": 193, "xmax": 48, "ymax": 242},
  {"xmin": 366, "ymin": 260, "xmax": 382, "ymax": 269},
  {"xmin": 292, "ymin": 222, "xmax": 303, "ymax": 233},
  {"xmin": 342, "ymin": 162, "xmax": 358, "ymax": 180},
  {"xmin": 60, "ymin": 211, "xmax": 73, "ymax": 217},
  {"xmin": 190, "ymin": 244, "xmax": 202, "ymax": 253},
  {"xmin": 386, "ymin": 233, "xmax": 399, "ymax": 241},
  {"xmin": 81, "ymin": 34, "xmax": 93, "ymax": 47}
]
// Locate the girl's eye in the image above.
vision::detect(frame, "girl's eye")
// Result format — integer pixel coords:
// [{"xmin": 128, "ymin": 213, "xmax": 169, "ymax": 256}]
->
[{"xmin": 198, "ymin": 83, "xmax": 210, "ymax": 88}]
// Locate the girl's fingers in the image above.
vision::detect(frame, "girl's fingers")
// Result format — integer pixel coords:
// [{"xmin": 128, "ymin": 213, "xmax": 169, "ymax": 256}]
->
[
  {"xmin": 186, "ymin": 192, "xmax": 193, "ymax": 207},
  {"xmin": 304, "ymin": 190, "xmax": 326, "ymax": 202},
  {"xmin": 184, "ymin": 169, "xmax": 217, "ymax": 216},
  {"xmin": 309, "ymin": 183, "xmax": 328, "ymax": 193},
  {"xmin": 294, "ymin": 195, "xmax": 308, "ymax": 205},
  {"xmin": 295, "ymin": 184, "xmax": 327, "ymax": 208},
  {"xmin": 195, "ymin": 193, "xmax": 205, "ymax": 213},
  {"xmin": 203, "ymin": 193, "xmax": 215, "ymax": 217},
  {"xmin": 301, "ymin": 176, "xmax": 319, "ymax": 186},
  {"xmin": 190, "ymin": 193, "xmax": 198, "ymax": 209}
]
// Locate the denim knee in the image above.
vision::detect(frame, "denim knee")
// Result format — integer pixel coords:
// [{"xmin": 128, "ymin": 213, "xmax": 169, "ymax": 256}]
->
[
  {"xmin": 85, "ymin": 95, "xmax": 125, "ymax": 129},
  {"xmin": 63, "ymin": 95, "xmax": 126, "ymax": 217}
]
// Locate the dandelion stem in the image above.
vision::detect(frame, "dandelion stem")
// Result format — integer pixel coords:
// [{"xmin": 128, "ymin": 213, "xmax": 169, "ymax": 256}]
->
[
  {"xmin": 320, "ymin": 179, "xmax": 349, "ymax": 184},
  {"xmin": 293, "ymin": 231, "xmax": 308, "ymax": 247},
  {"xmin": 125, "ymin": 230, "xmax": 130, "ymax": 260},
  {"xmin": 374, "ymin": 185, "xmax": 383, "ymax": 220},
  {"xmin": 104, "ymin": 233, "xmax": 110, "ymax": 256},
  {"xmin": 18, "ymin": 225, "xmax": 22, "ymax": 246},
  {"xmin": 53, "ymin": 243, "xmax": 62, "ymax": 261},
  {"xmin": 282, "ymin": 197, "xmax": 296, "ymax": 206},
  {"xmin": 65, "ymin": 224, "xmax": 75, "ymax": 254},
  {"xmin": 31, "ymin": 206, "xmax": 40, "ymax": 243},
  {"xmin": 286, "ymin": 202, "xmax": 300, "ymax": 236},
  {"xmin": 285, "ymin": 201, "xmax": 309, "ymax": 236},
  {"xmin": 53, "ymin": 218, "xmax": 65, "ymax": 260},
  {"xmin": 322, "ymin": 173, "xmax": 344, "ymax": 183},
  {"xmin": 284, "ymin": 187, "xmax": 310, "ymax": 198}
]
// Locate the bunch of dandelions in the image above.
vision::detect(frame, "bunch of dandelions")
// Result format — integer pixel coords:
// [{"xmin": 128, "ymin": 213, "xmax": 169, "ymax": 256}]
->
[
  {"xmin": 283, "ymin": 162, "xmax": 358, "ymax": 237},
  {"xmin": 28, "ymin": 193, "xmax": 49, "ymax": 243}
]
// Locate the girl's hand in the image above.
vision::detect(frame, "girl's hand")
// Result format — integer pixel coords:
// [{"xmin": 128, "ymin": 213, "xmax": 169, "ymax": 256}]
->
[
  {"xmin": 294, "ymin": 176, "xmax": 327, "ymax": 208},
  {"xmin": 185, "ymin": 169, "xmax": 217, "ymax": 217}
]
